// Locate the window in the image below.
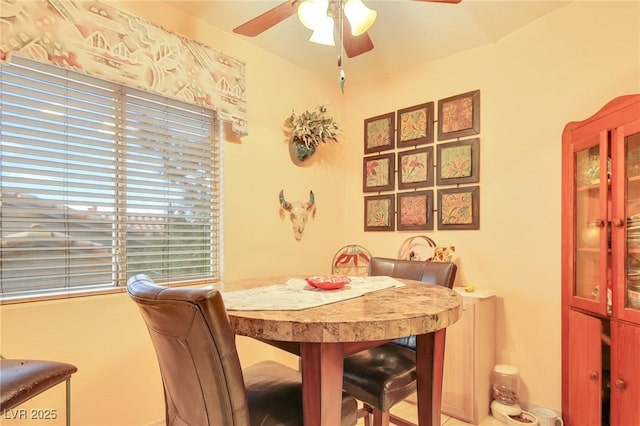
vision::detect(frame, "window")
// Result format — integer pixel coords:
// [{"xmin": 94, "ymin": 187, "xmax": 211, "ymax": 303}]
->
[{"xmin": 0, "ymin": 57, "xmax": 221, "ymax": 302}]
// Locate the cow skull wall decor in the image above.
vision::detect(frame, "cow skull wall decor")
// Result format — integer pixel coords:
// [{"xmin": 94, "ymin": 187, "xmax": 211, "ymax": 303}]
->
[{"xmin": 279, "ymin": 190, "xmax": 316, "ymax": 241}]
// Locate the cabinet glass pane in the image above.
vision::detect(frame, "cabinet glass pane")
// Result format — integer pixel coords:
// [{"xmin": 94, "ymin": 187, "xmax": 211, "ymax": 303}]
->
[
  {"xmin": 626, "ymin": 132, "xmax": 640, "ymax": 311},
  {"xmin": 575, "ymin": 146, "xmax": 603, "ymax": 301}
]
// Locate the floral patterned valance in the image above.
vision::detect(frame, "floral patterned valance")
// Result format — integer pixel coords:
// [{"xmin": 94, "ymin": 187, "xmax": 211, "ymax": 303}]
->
[{"xmin": 0, "ymin": 0, "xmax": 247, "ymax": 136}]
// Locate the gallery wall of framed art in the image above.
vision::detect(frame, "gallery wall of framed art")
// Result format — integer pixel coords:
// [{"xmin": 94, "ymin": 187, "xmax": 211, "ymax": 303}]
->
[{"xmin": 362, "ymin": 89, "xmax": 481, "ymax": 232}]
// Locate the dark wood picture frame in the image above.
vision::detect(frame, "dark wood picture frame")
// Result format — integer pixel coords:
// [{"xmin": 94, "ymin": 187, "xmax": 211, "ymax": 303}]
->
[
  {"xmin": 397, "ymin": 146, "xmax": 434, "ymax": 190},
  {"xmin": 437, "ymin": 90, "xmax": 480, "ymax": 141},
  {"xmin": 397, "ymin": 190, "xmax": 434, "ymax": 231},
  {"xmin": 396, "ymin": 102, "xmax": 434, "ymax": 148},
  {"xmin": 363, "ymin": 153, "xmax": 395, "ymax": 193},
  {"xmin": 436, "ymin": 138, "xmax": 480, "ymax": 185},
  {"xmin": 364, "ymin": 194, "xmax": 395, "ymax": 232},
  {"xmin": 437, "ymin": 186, "xmax": 480, "ymax": 230},
  {"xmin": 364, "ymin": 112, "xmax": 395, "ymax": 154}
]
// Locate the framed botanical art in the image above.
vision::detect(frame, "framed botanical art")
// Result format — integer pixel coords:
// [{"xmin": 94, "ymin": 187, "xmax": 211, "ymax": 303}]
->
[
  {"xmin": 437, "ymin": 186, "xmax": 480, "ymax": 230},
  {"xmin": 364, "ymin": 112, "xmax": 395, "ymax": 154},
  {"xmin": 437, "ymin": 90, "xmax": 480, "ymax": 140},
  {"xmin": 397, "ymin": 190, "xmax": 434, "ymax": 231},
  {"xmin": 363, "ymin": 153, "xmax": 395, "ymax": 193},
  {"xmin": 436, "ymin": 138, "xmax": 480, "ymax": 185},
  {"xmin": 396, "ymin": 102, "xmax": 434, "ymax": 148},
  {"xmin": 397, "ymin": 147, "xmax": 433, "ymax": 190},
  {"xmin": 364, "ymin": 194, "xmax": 395, "ymax": 232}
]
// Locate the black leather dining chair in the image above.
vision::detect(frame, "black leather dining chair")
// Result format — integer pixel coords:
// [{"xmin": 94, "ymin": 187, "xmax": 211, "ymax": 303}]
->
[
  {"xmin": 127, "ymin": 274, "xmax": 358, "ymax": 426},
  {"xmin": 341, "ymin": 257, "xmax": 458, "ymax": 426}
]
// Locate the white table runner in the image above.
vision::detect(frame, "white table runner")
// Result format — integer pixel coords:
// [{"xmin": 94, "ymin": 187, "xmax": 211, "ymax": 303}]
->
[{"xmin": 222, "ymin": 276, "xmax": 405, "ymax": 311}]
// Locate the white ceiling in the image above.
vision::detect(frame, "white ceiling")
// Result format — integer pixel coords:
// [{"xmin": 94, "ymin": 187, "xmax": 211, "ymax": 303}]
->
[{"xmin": 164, "ymin": 0, "xmax": 570, "ymax": 86}]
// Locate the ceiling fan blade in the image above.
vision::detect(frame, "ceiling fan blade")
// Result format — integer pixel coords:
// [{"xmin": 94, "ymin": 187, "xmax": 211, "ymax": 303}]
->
[
  {"xmin": 343, "ymin": 31, "xmax": 374, "ymax": 58},
  {"xmin": 233, "ymin": 1, "xmax": 297, "ymax": 37},
  {"xmin": 340, "ymin": 18, "xmax": 374, "ymax": 58}
]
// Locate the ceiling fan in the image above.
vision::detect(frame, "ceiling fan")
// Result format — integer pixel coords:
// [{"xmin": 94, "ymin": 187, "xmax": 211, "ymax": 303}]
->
[{"xmin": 233, "ymin": 0, "xmax": 462, "ymax": 59}]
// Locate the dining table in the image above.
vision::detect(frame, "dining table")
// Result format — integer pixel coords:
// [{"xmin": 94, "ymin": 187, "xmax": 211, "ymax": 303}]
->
[{"xmin": 222, "ymin": 275, "xmax": 462, "ymax": 426}]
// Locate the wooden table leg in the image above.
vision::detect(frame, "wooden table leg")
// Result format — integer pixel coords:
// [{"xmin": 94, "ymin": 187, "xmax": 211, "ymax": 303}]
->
[
  {"xmin": 415, "ymin": 330, "xmax": 446, "ymax": 426},
  {"xmin": 300, "ymin": 342, "xmax": 344, "ymax": 426}
]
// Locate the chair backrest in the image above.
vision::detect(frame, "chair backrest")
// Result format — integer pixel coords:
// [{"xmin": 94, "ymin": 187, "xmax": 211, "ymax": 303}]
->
[
  {"xmin": 368, "ymin": 256, "xmax": 457, "ymax": 289},
  {"xmin": 369, "ymin": 257, "xmax": 457, "ymax": 350},
  {"xmin": 127, "ymin": 274, "xmax": 251, "ymax": 426}
]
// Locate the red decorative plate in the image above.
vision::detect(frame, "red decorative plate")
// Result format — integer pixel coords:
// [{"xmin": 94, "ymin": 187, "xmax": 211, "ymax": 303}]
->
[{"xmin": 305, "ymin": 275, "xmax": 351, "ymax": 290}]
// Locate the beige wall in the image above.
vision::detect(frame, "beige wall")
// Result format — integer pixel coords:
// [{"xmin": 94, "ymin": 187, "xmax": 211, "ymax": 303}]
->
[
  {"xmin": 343, "ymin": 0, "xmax": 640, "ymax": 412},
  {"xmin": 1, "ymin": 1, "xmax": 639, "ymax": 425}
]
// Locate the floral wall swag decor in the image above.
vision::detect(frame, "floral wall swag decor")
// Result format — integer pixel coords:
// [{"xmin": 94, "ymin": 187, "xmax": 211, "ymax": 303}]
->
[{"xmin": 284, "ymin": 104, "xmax": 340, "ymax": 163}]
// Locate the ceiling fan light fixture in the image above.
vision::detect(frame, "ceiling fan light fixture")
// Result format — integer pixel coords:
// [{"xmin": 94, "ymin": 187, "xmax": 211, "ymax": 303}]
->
[
  {"xmin": 343, "ymin": 0, "xmax": 376, "ymax": 36},
  {"xmin": 309, "ymin": 15, "xmax": 335, "ymax": 46},
  {"xmin": 297, "ymin": 0, "xmax": 330, "ymax": 30}
]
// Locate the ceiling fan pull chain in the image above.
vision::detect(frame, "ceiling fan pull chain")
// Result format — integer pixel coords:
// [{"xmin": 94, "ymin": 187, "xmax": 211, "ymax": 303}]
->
[{"xmin": 338, "ymin": 0, "xmax": 346, "ymax": 93}]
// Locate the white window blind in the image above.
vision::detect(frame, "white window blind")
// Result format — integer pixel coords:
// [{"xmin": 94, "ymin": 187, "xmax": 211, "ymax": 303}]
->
[{"xmin": 0, "ymin": 57, "xmax": 221, "ymax": 301}]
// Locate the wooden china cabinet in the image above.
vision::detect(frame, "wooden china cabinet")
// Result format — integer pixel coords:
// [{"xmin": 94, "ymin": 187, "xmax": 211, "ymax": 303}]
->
[{"xmin": 562, "ymin": 94, "xmax": 640, "ymax": 426}]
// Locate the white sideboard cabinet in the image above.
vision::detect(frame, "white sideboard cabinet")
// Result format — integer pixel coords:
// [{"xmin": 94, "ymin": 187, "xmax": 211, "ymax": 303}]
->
[{"xmin": 441, "ymin": 288, "xmax": 496, "ymax": 425}]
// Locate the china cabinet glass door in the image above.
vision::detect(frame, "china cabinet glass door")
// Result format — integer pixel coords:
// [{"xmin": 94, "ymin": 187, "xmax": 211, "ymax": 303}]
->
[
  {"xmin": 573, "ymin": 132, "xmax": 609, "ymax": 315},
  {"xmin": 619, "ymin": 127, "xmax": 640, "ymax": 321}
]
